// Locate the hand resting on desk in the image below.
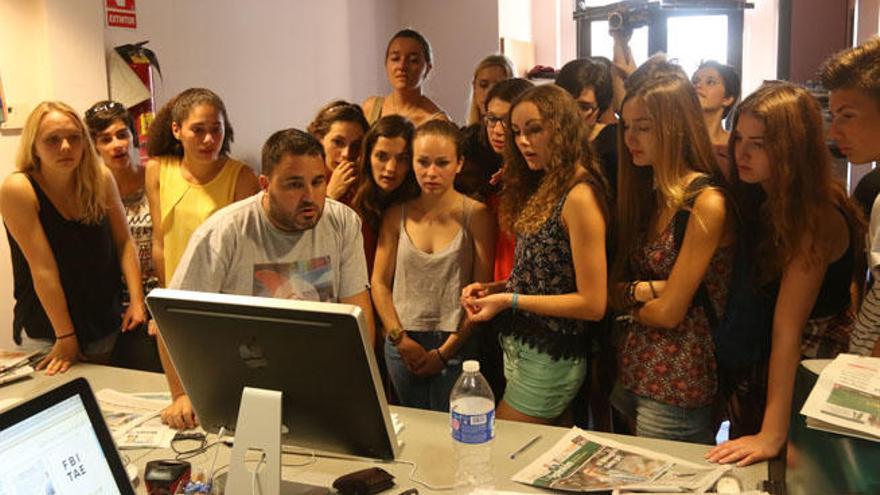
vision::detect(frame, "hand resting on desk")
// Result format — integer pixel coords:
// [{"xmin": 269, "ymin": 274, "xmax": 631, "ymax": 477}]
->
[{"xmin": 161, "ymin": 394, "xmax": 199, "ymax": 430}]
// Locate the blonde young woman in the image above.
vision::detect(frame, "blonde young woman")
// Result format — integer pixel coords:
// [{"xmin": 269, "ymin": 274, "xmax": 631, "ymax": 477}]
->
[
  {"xmin": 707, "ymin": 82, "xmax": 864, "ymax": 466},
  {"xmin": 1, "ymin": 102, "xmax": 145, "ymax": 374},
  {"xmin": 363, "ymin": 29, "xmax": 447, "ymax": 127},
  {"xmin": 461, "ymin": 84, "xmax": 608, "ymax": 424},
  {"xmin": 465, "ymin": 54, "xmax": 514, "ymax": 126},
  {"xmin": 372, "ymin": 120, "xmax": 495, "ymax": 411},
  {"xmin": 611, "ymin": 73, "xmax": 734, "ymax": 444},
  {"xmin": 145, "ymin": 88, "xmax": 259, "ymax": 286}
]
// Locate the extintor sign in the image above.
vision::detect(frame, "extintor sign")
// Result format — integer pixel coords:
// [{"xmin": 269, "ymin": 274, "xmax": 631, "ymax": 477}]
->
[{"xmin": 106, "ymin": 0, "xmax": 137, "ymax": 29}]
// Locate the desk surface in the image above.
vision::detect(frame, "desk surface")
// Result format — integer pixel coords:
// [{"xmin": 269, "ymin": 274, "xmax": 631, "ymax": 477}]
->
[{"xmin": 1, "ymin": 364, "xmax": 768, "ymax": 494}]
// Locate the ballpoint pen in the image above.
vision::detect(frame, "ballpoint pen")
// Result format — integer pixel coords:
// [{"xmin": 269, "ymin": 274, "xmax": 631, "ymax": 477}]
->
[{"xmin": 509, "ymin": 435, "xmax": 542, "ymax": 459}]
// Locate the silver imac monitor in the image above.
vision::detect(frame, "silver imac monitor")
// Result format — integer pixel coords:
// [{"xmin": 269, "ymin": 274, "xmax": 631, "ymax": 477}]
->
[{"xmin": 146, "ymin": 288, "xmax": 399, "ymax": 461}]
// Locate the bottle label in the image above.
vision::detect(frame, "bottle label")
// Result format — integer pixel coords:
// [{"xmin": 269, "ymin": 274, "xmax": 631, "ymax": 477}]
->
[{"xmin": 451, "ymin": 410, "xmax": 495, "ymax": 444}]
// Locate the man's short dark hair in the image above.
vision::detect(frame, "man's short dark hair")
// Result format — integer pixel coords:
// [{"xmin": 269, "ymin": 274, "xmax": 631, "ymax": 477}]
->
[
  {"xmin": 819, "ymin": 36, "xmax": 880, "ymax": 104},
  {"xmin": 261, "ymin": 128, "xmax": 325, "ymax": 176}
]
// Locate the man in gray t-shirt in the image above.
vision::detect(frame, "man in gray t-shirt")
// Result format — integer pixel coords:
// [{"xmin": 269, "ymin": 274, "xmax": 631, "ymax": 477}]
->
[{"xmin": 158, "ymin": 129, "xmax": 374, "ymax": 429}]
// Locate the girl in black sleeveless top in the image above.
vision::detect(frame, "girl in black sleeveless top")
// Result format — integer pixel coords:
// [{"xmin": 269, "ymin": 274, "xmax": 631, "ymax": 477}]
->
[
  {"xmin": 1, "ymin": 101, "xmax": 146, "ymax": 375},
  {"xmin": 707, "ymin": 82, "xmax": 865, "ymax": 466}
]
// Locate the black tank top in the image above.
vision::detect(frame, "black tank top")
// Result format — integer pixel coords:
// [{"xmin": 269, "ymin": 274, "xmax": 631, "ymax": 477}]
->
[
  {"xmin": 810, "ymin": 240, "xmax": 854, "ymax": 318},
  {"xmin": 6, "ymin": 174, "xmax": 121, "ymax": 344}
]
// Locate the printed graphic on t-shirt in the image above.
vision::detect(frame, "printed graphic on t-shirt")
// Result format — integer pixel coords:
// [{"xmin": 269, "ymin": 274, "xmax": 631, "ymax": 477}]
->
[{"xmin": 253, "ymin": 256, "xmax": 334, "ymax": 301}]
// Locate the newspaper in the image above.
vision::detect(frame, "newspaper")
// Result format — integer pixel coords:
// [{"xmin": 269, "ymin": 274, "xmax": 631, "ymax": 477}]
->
[
  {"xmin": 800, "ymin": 354, "xmax": 880, "ymax": 442},
  {"xmin": 96, "ymin": 389, "xmax": 177, "ymax": 449},
  {"xmin": 0, "ymin": 349, "xmax": 41, "ymax": 387},
  {"xmin": 511, "ymin": 428, "xmax": 728, "ymax": 493}
]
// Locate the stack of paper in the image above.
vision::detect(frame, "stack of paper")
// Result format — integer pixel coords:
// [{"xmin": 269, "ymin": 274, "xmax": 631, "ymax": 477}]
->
[
  {"xmin": 511, "ymin": 428, "xmax": 728, "ymax": 493},
  {"xmin": 96, "ymin": 389, "xmax": 177, "ymax": 449},
  {"xmin": 0, "ymin": 349, "xmax": 40, "ymax": 386},
  {"xmin": 800, "ymin": 354, "xmax": 880, "ymax": 442}
]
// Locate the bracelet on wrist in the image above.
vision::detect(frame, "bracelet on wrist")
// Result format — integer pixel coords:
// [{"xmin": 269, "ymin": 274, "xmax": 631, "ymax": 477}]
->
[
  {"xmin": 387, "ymin": 327, "xmax": 404, "ymax": 346},
  {"xmin": 55, "ymin": 331, "xmax": 76, "ymax": 340},
  {"xmin": 648, "ymin": 280, "xmax": 658, "ymax": 299},
  {"xmin": 511, "ymin": 291, "xmax": 519, "ymax": 315}
]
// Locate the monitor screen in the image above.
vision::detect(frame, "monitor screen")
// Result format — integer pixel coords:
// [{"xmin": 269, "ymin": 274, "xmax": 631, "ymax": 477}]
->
[
  {"xmin": 147, "ymin": 288, "xmax": 399, "ymax": 461},
  {"xmin": 0, "ymin": 378, "xmax": 133, "ymax": 495}
]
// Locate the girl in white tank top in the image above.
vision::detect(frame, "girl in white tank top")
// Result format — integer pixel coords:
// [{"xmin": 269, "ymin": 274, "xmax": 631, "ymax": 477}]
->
[{"xmin": 371, "ymin": 121, "xmax": 496, "ymax": 411}]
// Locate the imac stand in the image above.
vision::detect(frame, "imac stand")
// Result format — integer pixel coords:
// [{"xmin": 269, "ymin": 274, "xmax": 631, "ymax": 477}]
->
[
  {"xmin": 223, "ymin": 387, "xmax": 328, "ymax": 495},
  {"xmin": 227, "ymin": 387, "xmax": 282, "ymax": 494}
]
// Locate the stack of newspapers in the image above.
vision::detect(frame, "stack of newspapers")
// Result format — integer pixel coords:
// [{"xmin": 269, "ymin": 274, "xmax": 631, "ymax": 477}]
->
[
  {"xmin": 0, "ymin": 349, "xmax": 41, "ymax": 386},
  {"xmin": 800, "ymin": 354, "xmax": 880, "ymax": 443},
  {"xmin": 511, "ymin": 428, "xmax": 729, "ymax": 493}
]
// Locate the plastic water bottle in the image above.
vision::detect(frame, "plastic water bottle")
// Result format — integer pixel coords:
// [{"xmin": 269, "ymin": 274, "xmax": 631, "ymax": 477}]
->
[{"xmin": 450, "ymin": 360, "xmax": 495, "ymax": 490}]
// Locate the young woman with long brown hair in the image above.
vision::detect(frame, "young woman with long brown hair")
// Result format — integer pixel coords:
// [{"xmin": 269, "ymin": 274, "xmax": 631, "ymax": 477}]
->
[
  {"xmin": 707, "ymin": 82, "xmax": 864, "ymax": 465},
  {"xmin": 461, "ymin": 84, "xmax": 608, "ymax": 424},
  {"xmin": 307, "ymin": 100, "xmax": 370, "ymax": 203},
  {"xmin": 611, "ymin": 72, "xmax": 734, "ymax": 444},
  {"xmin": 350, "ymin": 115, "xmax": 419, "ymax": 274}
]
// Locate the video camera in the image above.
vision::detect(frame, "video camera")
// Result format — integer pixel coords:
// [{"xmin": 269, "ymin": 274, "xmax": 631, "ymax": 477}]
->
[{"xmin": 607, "ymin": 0, "xmax": 653, "ymax": 32}]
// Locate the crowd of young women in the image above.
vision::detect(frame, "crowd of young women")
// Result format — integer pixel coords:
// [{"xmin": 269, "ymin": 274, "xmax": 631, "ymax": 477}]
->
[{"xmin": 5, "ymin": 27, "xmax": 879, "ymax": 468}]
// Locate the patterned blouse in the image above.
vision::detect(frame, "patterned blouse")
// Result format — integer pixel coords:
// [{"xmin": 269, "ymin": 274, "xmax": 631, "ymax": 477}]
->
[
  {"xmin": 618, "ymin": 220, "xmax": 734, "ymax": 409},
  {"xmin": 122, "ymin": 189, "xmax": 159, "ymax": 307},
  {"xmin": 497, "ymin": 186, "xmax": 593, "ymax": 360}
]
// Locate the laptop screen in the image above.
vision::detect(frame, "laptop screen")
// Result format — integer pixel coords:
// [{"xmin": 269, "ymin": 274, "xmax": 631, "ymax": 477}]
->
[{"xmin": 0, "ymin": 380, "xmax": 132, "ymax": 494}]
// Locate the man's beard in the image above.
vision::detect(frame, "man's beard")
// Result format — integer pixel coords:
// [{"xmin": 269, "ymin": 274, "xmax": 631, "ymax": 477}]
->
[{"xmin": 268, "ymin": 193, "xmax": 321, "ymax": 232}]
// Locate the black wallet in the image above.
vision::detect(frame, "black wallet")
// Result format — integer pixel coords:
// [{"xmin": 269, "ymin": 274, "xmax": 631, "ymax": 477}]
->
[{"xmin": 332, "ymin": 467, "xmax": 395, "ymax": 495}]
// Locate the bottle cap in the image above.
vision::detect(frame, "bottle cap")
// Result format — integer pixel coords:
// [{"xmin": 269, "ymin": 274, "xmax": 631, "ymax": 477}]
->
[{"xmin": 462, "ymin": 360, "xmax": 480, "ymax": 373}]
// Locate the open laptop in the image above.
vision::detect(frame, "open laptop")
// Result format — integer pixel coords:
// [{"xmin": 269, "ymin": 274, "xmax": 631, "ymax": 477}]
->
[{"xmin": 0, "ymin": 377, "xmax": 135, "ymax": 495}]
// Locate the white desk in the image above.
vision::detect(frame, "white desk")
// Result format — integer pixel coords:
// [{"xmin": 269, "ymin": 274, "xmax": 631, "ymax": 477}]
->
[{"xmin": 1, "ymin": 364, "xmax": 769, "ymax": 493}]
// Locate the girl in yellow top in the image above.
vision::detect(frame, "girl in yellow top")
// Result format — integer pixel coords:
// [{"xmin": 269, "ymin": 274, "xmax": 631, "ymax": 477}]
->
[{"xmin": 145, "ymin": 88, "xmax": 259, "ymax": 285}]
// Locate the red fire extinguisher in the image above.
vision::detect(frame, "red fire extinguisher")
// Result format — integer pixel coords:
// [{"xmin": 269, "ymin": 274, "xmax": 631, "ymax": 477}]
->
[{"xmin": 115, "ymin": 42, "xmax": 161, "ymax": 163}]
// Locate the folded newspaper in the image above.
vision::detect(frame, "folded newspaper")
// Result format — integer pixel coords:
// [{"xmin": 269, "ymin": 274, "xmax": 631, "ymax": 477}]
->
[
  {"xmin": 96, "ymin": 389, "xmax": 177, "ymax": 449},
  {"xmin": 800, "ymin": 354, "xmax": 880, "ymax": 442},
  {"xmin": 511, "ymin": 428, "xmax": 729, "ymax": 492},
  {"xmin": 0, "ymin": 349, "xmax": 42, "ymax": 386}
]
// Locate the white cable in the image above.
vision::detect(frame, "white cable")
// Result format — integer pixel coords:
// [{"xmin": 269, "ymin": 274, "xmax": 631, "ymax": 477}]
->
[
  {"xmin": 208, "ymin": 427, "xmax": 226, "ymax": 485},
  {"xmin": 393, "ymin": 458, "xmax": 456, "ymax": 491},
  {"xmin": 251, "ymin": 451, "xmax": 266, "ymax": 495},
  {"xmin": 282, "ymin": 449, "xmax": 317, "ymax": 468}
]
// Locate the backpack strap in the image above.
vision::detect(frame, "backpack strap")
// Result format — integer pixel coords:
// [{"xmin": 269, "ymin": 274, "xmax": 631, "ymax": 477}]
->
[{"xmin": 671, "ymin": 176, "xmax": 720, "ymax": 328}]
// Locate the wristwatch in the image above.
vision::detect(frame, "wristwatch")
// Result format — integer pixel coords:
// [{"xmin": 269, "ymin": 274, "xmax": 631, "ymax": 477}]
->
[{"xmin": 387, "ymin": 327, "xmax": 405, "ymax": 346}]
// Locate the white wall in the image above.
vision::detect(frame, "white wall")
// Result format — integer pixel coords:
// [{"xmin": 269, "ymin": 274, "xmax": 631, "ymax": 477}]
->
[
  {"xmin": 499, "ymin": 0, "xmax": 533, "ymax": 43},
  {"xmin": 104, "ymin": 0, "xmax": 396, "ymax": 170},
  {"xmin": 396, "ymin": 0, "xmax": 500, "ymax": 123},
  {"xmin": 741, "ymin": 0, "xmax": 779, "ymax": 98},
  {"xmin": 0, "ymin": 0, "xmax": 108, "ymax": 351}
]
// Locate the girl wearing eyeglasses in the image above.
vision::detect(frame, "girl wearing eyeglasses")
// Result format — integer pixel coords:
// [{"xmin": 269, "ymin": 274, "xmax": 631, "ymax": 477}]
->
[
  {"xmin": 84, "ymin": 100, "xmax": 161, "ymax": 372},
  {"xmin": 556, "ymin": 58, "xmax": 619, "ymax": 201},
  {"xmin": 145, "ymin": 88, "xmax": 259, "ymax": 287},
  {"xmin": 1, "ymin": 102, "xmax": 146, "ymax": 374},
  {"xmin": 461, "ymin": 84, "xmax": 609, "ymax": 424}
]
